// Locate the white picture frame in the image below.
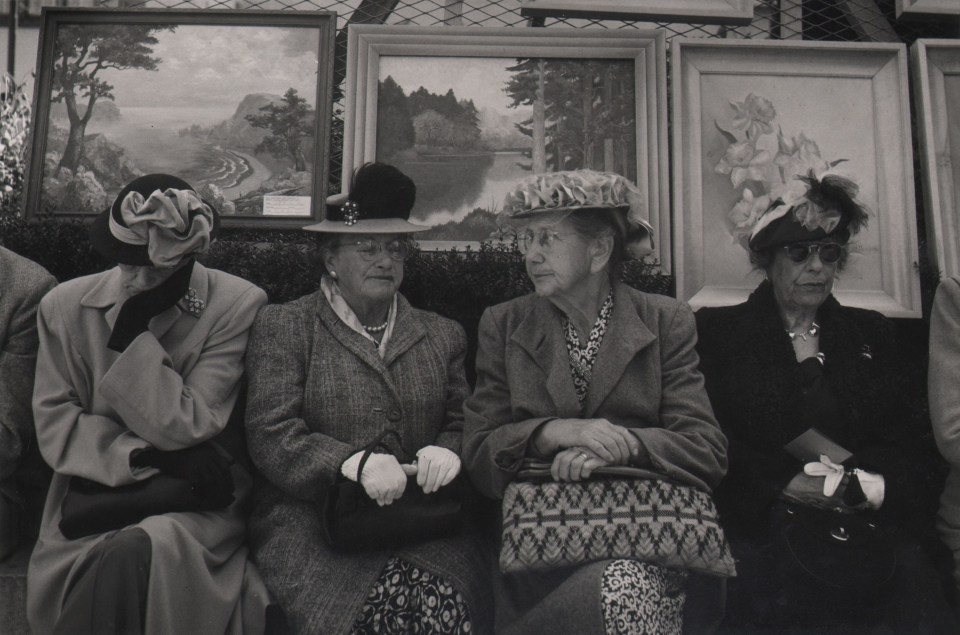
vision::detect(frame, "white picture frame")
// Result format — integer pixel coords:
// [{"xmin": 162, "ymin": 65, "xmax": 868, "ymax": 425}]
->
[
  {"xmin": 912, "ymin": 39, "xmax": 960, "ymax": 280},
  {"xmin": 520, "ymin": 0, "xmax": 754, "ymax": 25},
  {"xmin": 896, "ymin": 0, "xmax": 960, "ymax": 19},
  {"xmin": 342, "ymin": 24, "xmax": 670, "ymax": 268},
  {"xmin": 671, "ymin": 38, "xmax": 921, "ymax": 318}
]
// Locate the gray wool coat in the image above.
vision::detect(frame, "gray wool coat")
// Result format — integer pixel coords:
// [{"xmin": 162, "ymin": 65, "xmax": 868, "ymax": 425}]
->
[
  {"xmin": 463, "ymin": 283, "xmax": 727, "ymax": 635},
  {"xmin": 0, "ymin": 246, "xmax": 55, "ymax": 484},
  {"xmin": 245, "ymin": 290, "xmax": 493, "ymax": 635}
]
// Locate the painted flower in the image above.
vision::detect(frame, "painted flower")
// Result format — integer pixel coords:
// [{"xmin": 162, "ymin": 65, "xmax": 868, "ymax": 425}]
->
[
  {"xmin": 774, "ymin": 130, "xmax": 829, "ymax": 183},
  {"xmin": 731, "ymin": 93, "xmax": 777, "ymax": 140},
  {"xmin": 728, "ymin": 188, "xmax": 772, "ymax": 241},
  {"xmin": 715, "ymin": 140, "xmax": 771, "ymax": 188}
]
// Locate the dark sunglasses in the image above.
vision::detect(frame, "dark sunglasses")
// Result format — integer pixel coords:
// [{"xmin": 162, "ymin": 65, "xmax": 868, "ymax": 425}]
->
[{"xmin": 782, "ymin": 242, "xmax": 843, "ymax": 264}]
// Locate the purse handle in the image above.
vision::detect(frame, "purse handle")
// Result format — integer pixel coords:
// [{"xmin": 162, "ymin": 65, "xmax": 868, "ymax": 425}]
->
[{"xmin": 354, "ymin": 429, "xmax": 411, "ymax": 482}]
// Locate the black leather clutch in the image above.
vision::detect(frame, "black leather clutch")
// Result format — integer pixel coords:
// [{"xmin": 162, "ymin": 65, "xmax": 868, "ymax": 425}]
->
[{"xmin": 320, "ymin": 430, "xmax": 463, "ymax": 552}]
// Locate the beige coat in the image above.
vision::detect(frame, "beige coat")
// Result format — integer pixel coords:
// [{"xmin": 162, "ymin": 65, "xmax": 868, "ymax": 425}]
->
[
  {"xmin": 931, "ymin": 277, "xmax": 960, "ymax": 595},
  {"xmin": 28, "ymin": 263, "xmax": 270, "ymax": 635}
]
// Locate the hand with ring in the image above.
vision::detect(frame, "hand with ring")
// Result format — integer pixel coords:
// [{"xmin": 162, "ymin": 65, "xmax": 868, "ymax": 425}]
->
[{"xmin": 550, "ymin": 447, "xmax": 606, "ymax": 482}]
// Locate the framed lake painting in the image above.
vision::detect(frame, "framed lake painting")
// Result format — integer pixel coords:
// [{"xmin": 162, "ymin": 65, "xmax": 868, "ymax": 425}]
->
[
  {"xmin": 341, "ymin": 25, "xmax": 670, "ymax": 268},
  {"xmin": 672, "ymin": 38, "xmax": 921, "ymax": 318},
  {"xmin": 912, "ymin": 39, "xmax": 960, "ymax": 280},
  {"xmin": 24, "ymin": 8, "xmax": 336, "ymax": 227}
]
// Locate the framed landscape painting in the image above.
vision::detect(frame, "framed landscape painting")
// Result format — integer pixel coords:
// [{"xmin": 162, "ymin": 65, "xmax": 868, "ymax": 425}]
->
[
  {"xmin": 912, "ymin": 39, "xmax": 960, "ymax": 280},
  {"xmin": 24, "ymin": 8, "xmax": 336, "ymax": 227},
  {"xmin": 341, "ymin": 25, "xmax": 670, "ymax": 267},
  {"xmin": 520, "ymin": 0, "xmax": 753, "ymax": 25},
  {"xmin": 672, "ymin": 39, "xmax": 921, "ymax": 318}
]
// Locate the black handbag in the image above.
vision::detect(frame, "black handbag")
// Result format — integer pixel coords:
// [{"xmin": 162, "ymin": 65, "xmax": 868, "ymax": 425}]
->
[
  {"xmin": 320, "ymin": 430, "xmax": 463, "ymax": 552},
  {"xmin": 59, "ymin": 474, "xmax": 234, "ymax": 539},
  {"xmin": 771, "ymin": 501, "xmax": 897, "ymax": 611}
]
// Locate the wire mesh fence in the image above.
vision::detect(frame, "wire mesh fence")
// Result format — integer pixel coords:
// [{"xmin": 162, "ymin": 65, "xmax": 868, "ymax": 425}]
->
[{"xmin": 4, "ymin": 0, "xmax": 958, "ymax": 202}]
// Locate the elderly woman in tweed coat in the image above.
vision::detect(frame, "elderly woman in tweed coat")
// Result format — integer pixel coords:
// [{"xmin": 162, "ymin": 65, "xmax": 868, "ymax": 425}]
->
[{"xmin": 245, "ymin": 163, "xmax": 491, "ymax": 635}]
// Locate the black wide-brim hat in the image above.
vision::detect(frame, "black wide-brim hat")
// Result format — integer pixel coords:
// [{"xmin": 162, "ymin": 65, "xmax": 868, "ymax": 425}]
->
[
  {"xmin": 303, "ymin": 162, "xmax": 428, "ymax": 234},
  {"xmin": 89, "ymin": 173, "xmax": 220, "ymax": 266}
]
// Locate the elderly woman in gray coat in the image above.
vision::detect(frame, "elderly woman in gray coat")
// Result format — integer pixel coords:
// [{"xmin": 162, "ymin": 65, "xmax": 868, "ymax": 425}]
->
[
  {"xmin": 245, "ymin": 162, "xmax": 491, "ymax": 634},
  {"xmin": 0, "ymin": 246, "xmax": 55, "ymax": 559},
  {"xmin": 463, "ymin": 170, "xmax": 727, "ymax": 635}
]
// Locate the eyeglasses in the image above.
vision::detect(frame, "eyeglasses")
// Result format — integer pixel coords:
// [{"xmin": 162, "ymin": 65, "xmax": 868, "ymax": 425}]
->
[
  {"xmin": 516, "ymin": 228, "xmax": 579, "ymax": 255},
  {"xmin": 782, "ymin": 242, "xmax": 843, "ymax": 264},
  {"xmin": 340, "ymin": 238, "xmax": 412, "ymax": 261}
]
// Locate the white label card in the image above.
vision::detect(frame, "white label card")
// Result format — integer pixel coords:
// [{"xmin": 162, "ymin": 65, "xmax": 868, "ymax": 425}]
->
[{"xmin": 262, "ymin": 195, "xmax": 312, "ymax": 217}]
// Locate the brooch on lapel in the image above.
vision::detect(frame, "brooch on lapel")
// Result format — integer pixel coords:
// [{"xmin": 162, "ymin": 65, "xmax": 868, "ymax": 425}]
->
[
  {"xmin": 860, "ymin": 344, "xmax": 872, "ymax": 360},
  {"xmin": 180, "ymin": 288, "xmax": 205, "ymax": 317}
]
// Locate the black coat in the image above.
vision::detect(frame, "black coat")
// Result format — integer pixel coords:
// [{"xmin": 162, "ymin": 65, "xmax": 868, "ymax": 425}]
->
[
  {"xmin": 694, "ymin": 282, "xmax": 955, "ymax": 630},
  {"xmin": 694, "ymin": 281, "xmax": 934, "ymax": 543}
]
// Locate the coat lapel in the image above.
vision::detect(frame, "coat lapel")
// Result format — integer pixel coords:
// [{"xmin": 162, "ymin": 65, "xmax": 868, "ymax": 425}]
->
[
  {"xmin": 314, "ymin": 291, "xmax": 386, "ymax": 375},
  {"xmin": 80, "ymin": 264, "xmax": 207, "ymax": 341},
  {"xmin": 382, "ymin": 296, "xmax": 426, "ymax": 367},
  {"xmin": 510, "ymin": 297, "xmax": 582, "ymax": 418},
  {"xmin": 583, "ymin": 286, "xmax": 656, "ymax": 417}
]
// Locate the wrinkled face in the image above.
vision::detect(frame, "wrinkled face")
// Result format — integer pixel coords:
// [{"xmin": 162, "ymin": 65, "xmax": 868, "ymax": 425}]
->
[
  {"xmin": 520, "ymin": 216, "xmax": 596, "ymax": 300},
  {"xmin": 766, "ymin": 240, "xmax": 841, "ymax": 313},
  {"xmin": 325, "ymin": 233, "xmax": 406, "ymax": 308},
  {"xmin": 117, "ymin": 263, "xmax": 179, "ymax": 298}
]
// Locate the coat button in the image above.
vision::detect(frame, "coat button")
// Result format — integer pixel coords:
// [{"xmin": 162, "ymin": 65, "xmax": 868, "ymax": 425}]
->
[{"xmin": 387, "ymin": 408, "xmax": 402, "ymax": 422}]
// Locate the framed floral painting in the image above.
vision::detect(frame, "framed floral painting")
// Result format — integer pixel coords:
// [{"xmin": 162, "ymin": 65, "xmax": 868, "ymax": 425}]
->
[
  {"xmin": 23, "ymin": 8, "xmax": 336, "ymax": 227},
  {"xmin": 912, "ymin": 39, "xmax": 960, "ymax": 280},
  {"xmin": 672, "ymin": 38, "xmax": 921, "ymax": 318}
]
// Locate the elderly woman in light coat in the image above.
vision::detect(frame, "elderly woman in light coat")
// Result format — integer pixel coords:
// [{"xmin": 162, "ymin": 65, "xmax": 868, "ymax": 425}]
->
[
  {"xmin": 28, "ymin": 174, "xmax": 270, "ymax": 634},
  {"xmin": 245, "ymin": 162, "xmax": 491, "ymax": 634},
  {"xmin": 463, "ymin": 170, "xmax": 727, "ymax": 635},
  {"xmin": 0, "ymin": 246, "xmax": 55, "ymax": 559},
  {"xmin": 931, "ymin": 276, "xmax": 960, "ymax": 601}
]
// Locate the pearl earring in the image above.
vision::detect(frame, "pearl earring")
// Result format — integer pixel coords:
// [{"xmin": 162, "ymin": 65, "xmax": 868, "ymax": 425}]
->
[{"xmin": 330, "ymin": 270, "xmax": 337, "ymax": 278}]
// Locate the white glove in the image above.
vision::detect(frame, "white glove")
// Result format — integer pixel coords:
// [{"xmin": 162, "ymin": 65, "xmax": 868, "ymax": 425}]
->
[
  {"xmin": 804, "ymin": 455, "xmax": 885, "ymax": 509},
  {"xmin": 415, "ymin": 446, "xmax": 461, "ymax": 494},
  {"xmin": 848, "ymin": 469, "xmax": 886, "ymax": 509},
  {"xmin": 341, "ymin": 452, "xmax": 416, "ymax": 506},
  {"xmin": 803, "ymin": 455, "xmax": 845, "ymax": 497}
]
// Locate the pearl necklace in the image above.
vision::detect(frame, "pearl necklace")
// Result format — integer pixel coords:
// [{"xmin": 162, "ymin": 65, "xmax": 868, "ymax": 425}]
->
[
  {"xmin": 786, "ymin": 321, "xmax": 820, "ymax": 342},
  {"xmin": 363, "ymin": 320, "xmax": 389, "ymax": 334}
]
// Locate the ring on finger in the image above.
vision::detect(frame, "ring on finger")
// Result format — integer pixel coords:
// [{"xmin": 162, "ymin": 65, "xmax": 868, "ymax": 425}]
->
[{"xmin": 578, "ymin": 452, "xmax": 588, "ymax": 460}]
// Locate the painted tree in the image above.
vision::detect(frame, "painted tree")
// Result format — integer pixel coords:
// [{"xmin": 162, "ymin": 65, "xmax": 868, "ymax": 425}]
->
[
  {"xmin": 246, "ymin": 88, "xmax": 315, "ymax": 172},
  {"xmin": 52, "ymin": 24, "xmax": 174, "ymax": 174},
  {"xmin": 376, "ymin": 75, "xmax": 415, "ymax": 159},
  {"xmin": 504, "ymin": 58, "xmax": 547, "ymax": 173}
]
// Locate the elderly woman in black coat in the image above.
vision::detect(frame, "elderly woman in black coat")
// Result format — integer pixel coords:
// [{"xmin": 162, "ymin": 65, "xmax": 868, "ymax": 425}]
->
[{"xmin": 695, "ymin": 171, "xmax": 955, "ymax": 632}]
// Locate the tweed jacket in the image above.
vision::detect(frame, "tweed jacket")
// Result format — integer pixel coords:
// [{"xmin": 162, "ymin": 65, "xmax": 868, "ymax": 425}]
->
[
  {"xmin": 462, "ymin": 283, "xmax": 727, "ymax": 635},
  {"xmin": 463, "ymin": 283, "xmax": 727, "ymax": 497},
  {"xmin": 0, "ymin": 246, "xmax": 55, "ymax": 483},
  {"xmin": 930, "ymin": 277, "xmax": 960, "ymax": 592},
  {"xmin": 695, "ymin": 280, "xmax": 933, "ymax": 542},
  {"xmin": 245, "ymin": 290, "xmax": 492, "ymax": 635},
  {"xmin": 28, "ymin": 263, "xmax": 270, "ymax": 635}
]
